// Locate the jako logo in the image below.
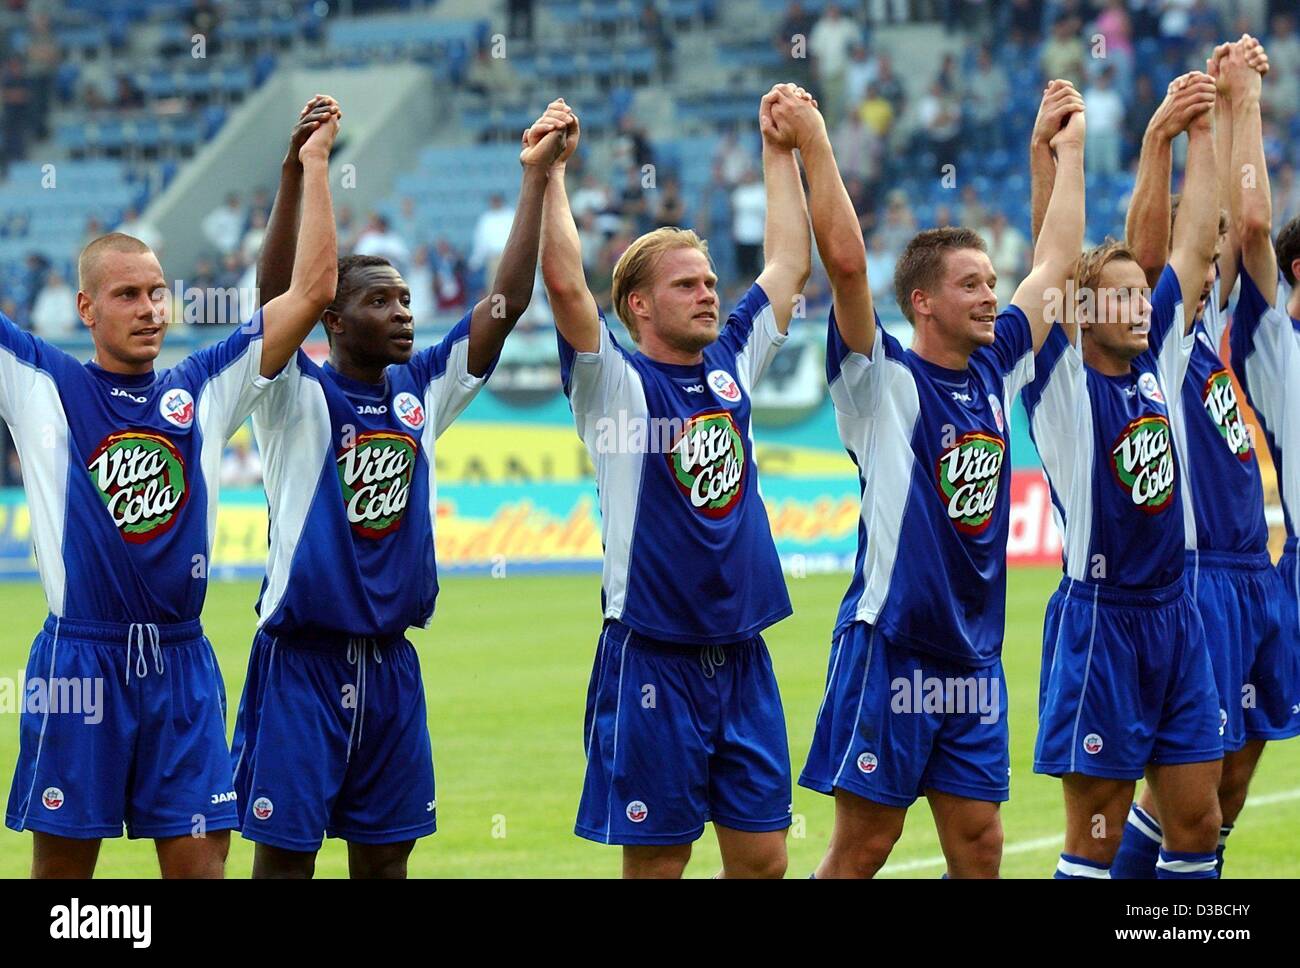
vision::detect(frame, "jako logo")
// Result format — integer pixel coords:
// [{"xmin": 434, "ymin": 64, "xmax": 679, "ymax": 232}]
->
[
  {"xmin": 856, "ymin": 751, "xmax": 878, "ymax": 774},
  {"xmin": 210, "ymin": 791, "xmax": 237, "ymax": 805},
  {"xmin": 682, "ymin": 384, "xmax": 705, "ymax": 393},
  {"xmin": 1083, "ymin": 733, "xmax": 1103, "ymax": 755},
  {"xmin": 111, "ymin": 387, "xmax": 147, "ymax": 404},
  {"xmin": 252, "ymin": 796, "xmax": 273, "ymax": 820},
  {"xmin": 50, "ymin": 898, "xmax": 151, "ymax": 948},
  {"xmin": 626, "ymin": 800, "xmax": 648, "ymax": 823}
]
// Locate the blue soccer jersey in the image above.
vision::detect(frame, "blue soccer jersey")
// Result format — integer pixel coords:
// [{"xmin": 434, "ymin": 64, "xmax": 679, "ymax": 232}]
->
[
  {"xmin": 1230, "ymin": 267, "xmax": 1300, "ymax": 537},
  {"xmin": 1022, "ymin": 265, "xmax": 1192, "ymax": 589},
  {"xmin": 252, "ymin": 314, "xmax": 491, "ymax": 639},
  {"xmin": 826, "ymin": 306, "xmax": 1034, "ymax": 667},
  {"xmin": 557, "ymin": 283, "xmax": 791, "ymax": 645},
  {"xmin": 0, "ymin": 311, "xmax": 271, "ymax": 621},
  {"xmin": 1170, "ymin": 277, "xmax": 1269, "ymax": 555}
]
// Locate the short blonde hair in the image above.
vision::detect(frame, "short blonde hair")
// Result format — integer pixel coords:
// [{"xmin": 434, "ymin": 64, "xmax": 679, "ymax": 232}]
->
[
  {"xmin": 1072, "ymin": 238, "xmax": 1137, "ymax": 322},
  {"xmin": 610, "ymin": 227, "xmax": 711, "ymax": 341},
  {"xmin": 78, "ymin": 232, "xmax": 152, "ymax": 295}
]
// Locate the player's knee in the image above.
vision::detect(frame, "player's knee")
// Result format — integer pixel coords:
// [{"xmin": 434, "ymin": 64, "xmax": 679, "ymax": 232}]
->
[
  {"xmin": 163, "ymin": 838, "xmax": 229, "ymax": 879},
  {"xmin": 1217, "ymin": 763, "xmax": 1253, "ymax": 821},
  {"xmin": 253, "ymin": 844, "xmax": 315, "ymax": 879},
  {"xmin": 827, "ymin": 830, "xmax": 899, "ymax": 877},
  {"xmin": 946, "ymin": 820, "xmax": 1003, "ymax": 877},
  {"xmin": 1165, "ymin": 799, "xmax": 1222, "ymax": 852},
  {"xmin": 624, "ymin": 844, "xmax": 691, "ymax": 879},
  {"xmin": 350, "ymin": 842, "xmax": 414, "ymax": 879},
  {"xmin": 727, "ymin": 845, "xmax": 787, "ymax": 879}
]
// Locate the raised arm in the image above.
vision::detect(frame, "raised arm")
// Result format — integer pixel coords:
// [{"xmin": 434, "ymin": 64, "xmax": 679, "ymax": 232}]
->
[
  {"xmin": 1167, "ymin": 72, "xmax": 1220, "ymax": 318},
  {"xmin": 256, "ymin": 96, "xmax": 341, "ymax": 306},
  {"xmin": 770, "ymin": 85, "xmax": 873, "ymax": 354},
  {"xmin": 1030, "ymin": 80, "xmax": 1077, "ymax": 247},
  {"xmin": 1015, "ymin": 95, "xmax": 1086, "ymax": 350},
  {"xmin": 465, "ymin": 114, "xmax": 567, "ymax": 376},
  {"xmin": 1223, "ymin": 37, "xmax": 1277, "ymax": 306},
  {"xmin": 258, "ymin": 114, "xmax": 340, "ymax": 378},
  {"xmin": 755, "ymin": 84, "xmax": 812, "ymax": 334},
  {"xmin": 539, "ymin": 100, "xmax": 601, "ymax": 353},
  {"xmin": 1125, "ymin": 82, "xmax": 1179, "ymax": 288}
]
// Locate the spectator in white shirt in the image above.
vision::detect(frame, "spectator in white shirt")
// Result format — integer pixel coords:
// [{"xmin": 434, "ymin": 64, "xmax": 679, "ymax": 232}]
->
[
  {"xmin": 984, "ymin": 212, "xmax": 1029, "ymax": 306},
  {"xmin": 809, "ymin": 3, "xmax": 863, "ymax": 127},
  {"xmin": 31, "ymin": 271, "xmax": 78, "ymax": 338},
  {"xmin": 353, "ymin": 213, "xmax": 413, "ymax": 276},
  {"xmin": 1084, "ymin": 66, "xmax": 1125, "ymax": 176},
  {"xmin": 116, "ymin": 206, "xmax": 163, "ymax": 254},
  {"xmin": 730, "ymin": 167, "xmax": 767, "ymax": 280},
  {"xmin": 202, "ymin": 193, "xmax": 244, "ymax": 255},
  {"xmin": 468, "ymin": 194, "xmax": 516, "ymax": 282}
]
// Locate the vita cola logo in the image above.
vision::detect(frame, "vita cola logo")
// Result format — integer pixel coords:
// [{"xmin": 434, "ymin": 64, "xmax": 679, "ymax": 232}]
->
[
  {"xmin": 87, "ymin": 432, "xmax": 187, "ymax": 542},
  {"xmin": 1203, "ymin": 369, "xmax": 1252, "ymax": 462},
  {"xmin": 936, "ymin": 432, "xmax": 1004, "ymax": 534},
  {"xmin": 667, "ymin": 410, "xmax": 745, "ymax": 518},
  {"xmin": 337, "ymin": 431, "xmax": 416, "ymax": 538},
  {"xmin": 1111, "ymin": 415, "xmax": 1175, "ymax": 513}
]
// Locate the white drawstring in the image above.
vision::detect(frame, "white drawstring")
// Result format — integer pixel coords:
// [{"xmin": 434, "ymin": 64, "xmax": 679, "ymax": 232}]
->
[
  {"xmin": 345, "ymin": 638, "xmax": 381, "ymax": 760},
  {"xmin": 125, "ymin": 623, "xmax": 162, "ymax": 685},
  {"xmin": 698, "ymin": 644, "xmax": 726, "ymax": 679}
]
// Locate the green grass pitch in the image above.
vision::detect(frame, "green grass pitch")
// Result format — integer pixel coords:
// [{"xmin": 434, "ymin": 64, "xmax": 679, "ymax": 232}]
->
[{"xmin": 0, "ymin": 567, "xmax": 1296, "ymax": 878}]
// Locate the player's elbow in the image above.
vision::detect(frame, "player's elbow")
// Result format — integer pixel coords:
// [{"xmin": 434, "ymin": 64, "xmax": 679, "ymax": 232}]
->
[
  {"xmin": 296, "ymin": 265, "xmax": 337, "ymax": 314},
  {"xmin": 826, "ymin": 253, "xmax": 867, "ymax": 293},
  {"xmin": 542, "ymin": 264, "xmax": 585, "ymax": 304},
  {"xmin": 1237, "ymin": 209, "xmax": 1272, "ymax": 247}
]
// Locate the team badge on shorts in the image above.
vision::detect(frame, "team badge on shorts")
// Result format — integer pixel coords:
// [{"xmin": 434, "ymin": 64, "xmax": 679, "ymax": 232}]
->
[
  {"xmin": 42, "ymin": 787, "xmax": 64, "ymax": 810},
  {"xmin": 159, "ymin": 388, "xmax": 194, "ymax": 428},
  {"xmin": 392, "ymin": 391, "xmax": 425, "ymax": 430},
  {"xmin": 856, "ymin": 751, "xmax": 878, "ymax": 774},
  {"xmin": 707, "ymin": 370, "xmax": 741, "ymax": 404},
  {"xmin": 1083, "ymin": 733, "xmax": 1103, "ymax": 755},
  {"xmin": 626, "ymin": 800, "xmax": 648, "ymax": 823},
  {"xmin": 252, "ymin": 797, "xmax": 274, "ymax": 820},
  {"xmin": 1137, "ymin": 372, "xmax": 1164, "ymax": 404}
]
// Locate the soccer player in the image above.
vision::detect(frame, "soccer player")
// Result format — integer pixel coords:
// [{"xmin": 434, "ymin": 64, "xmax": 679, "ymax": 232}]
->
[
  {"xmin": 2, "ymin": 99, "xmax": 341, "ymax": 878},
  {"xmin": 791, "ymin": 81, "xmax": 1086, "ymax": 878},
  {"xmin": 1022, "ymin": 69, "xmax": 1226, "ymax": 880},
  {"xmin": 538, "ymin": 88, "xmax": 810, "ymax": 879},
  {"xmin": 230, "ymin": 108, "xmax": 567, "ymax": 878},
  {"xmin": 1111, "ymin": 38, "xmax": 1297, "ymax": 879}
]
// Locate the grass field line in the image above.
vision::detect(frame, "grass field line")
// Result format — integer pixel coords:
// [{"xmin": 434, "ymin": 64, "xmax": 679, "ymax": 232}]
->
[{"xmin": 878, "ymin": 786, "xmax": 1300, "ymax": 876}]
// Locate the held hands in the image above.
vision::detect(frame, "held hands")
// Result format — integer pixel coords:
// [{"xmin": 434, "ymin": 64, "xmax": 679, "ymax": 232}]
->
[
  {"xmin": 1211, "ymin": 36, "xmax": 1267, "ymax": 102},
  {"xmin": 527, "ymin": 98, "xmax": 580, "ymax": 169},
  {"xmin": 297, "ymin": 94, "xmax": 342, "ymax": 164},
  {"xmin": 520, "ymin": 107, "xmax": 569, "ymax": 169},
  {"xmin": 1147, "ymin": 71, "xmax": 1216, "ymax": 143},
  {"xmin": 1032, "ymin": 79, "xmax": 1084, "ymax": 149},
  {"xmin": 761, "ymin": 82, "xmax": 824, "ymax": 152},
  {"xmin": 1050, "ymin": 105, "xmax": 1085, "ymax": 153}
]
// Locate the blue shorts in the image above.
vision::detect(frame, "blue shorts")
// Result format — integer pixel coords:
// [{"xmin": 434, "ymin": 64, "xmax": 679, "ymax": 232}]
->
[
  {"xmin": 1035, "ymin": 577, "xmax": 1223, "ymax": 779},
  {"xmin": 576, "ymin": 621, "xmax": 792, "ymax": 846},
  {"xmin": 799, "ymin": 622, "xmax": 1010, "ymax": 807},
  {"xmin": 5, "ymin": 615, "xmax": 237, "ymax": 840},
  {"xmin": 1190, "ymin": 550, "xmax": 1300, "ymax": 749},
  {"xmin": 231, "ymin": 630, "xmax": 437, "ymax": 852}
]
